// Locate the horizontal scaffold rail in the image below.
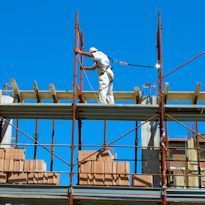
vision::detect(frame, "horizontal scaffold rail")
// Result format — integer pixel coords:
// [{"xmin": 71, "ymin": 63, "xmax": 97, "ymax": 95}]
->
[
  {"xmin": 1, "ymin": 185, "xmax": 205, "ymax": 205},
  {"xmin": 0, "ymin": 103, "xmax": 205, "ymax": 121}
]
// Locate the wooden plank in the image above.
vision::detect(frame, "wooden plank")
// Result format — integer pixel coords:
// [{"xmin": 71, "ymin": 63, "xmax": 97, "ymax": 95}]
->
[
  {"xmin": 49, "ymin": 84, "xmax": 58, "ymax": 103},
  {"xmin": 192, "ymin": 82, "xmax": 201, "ymax": 104},
  {"xmin": 10, "ymin": 78, "xmax": 22, "ymax": 102},
  {"xmin": 13, "ymin": 91, "xmax": 135, "ymax": 101},
  {"xmin": 134, "ymin": 86, "xmax": 141, "ymax": 103},
  {"xmin": 164, "ymin": 82, "xmax": 169, "ymax": 104},
  {"xmin": 3, "ymin": 88, "xmax": 205, "ymax": 102},
  {"xmin": 34, "ymin": 81, "xmax": 41, "ymax": 103},
  {"xmin": 76, "ymin": 84, "xmax": 85, "ymax": 103},
  {"xmin": 166, "ymin": 92, "xmax": 205, "ymax": 102},
  {"xmin": 132, "ymin": 174, "xmax": 153, "ymax": 187}
]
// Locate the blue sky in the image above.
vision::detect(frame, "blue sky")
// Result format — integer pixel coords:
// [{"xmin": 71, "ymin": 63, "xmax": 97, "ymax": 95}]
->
[{"xmin": 0, "ymin": 0, "xmax": 205, "ymax": 185}]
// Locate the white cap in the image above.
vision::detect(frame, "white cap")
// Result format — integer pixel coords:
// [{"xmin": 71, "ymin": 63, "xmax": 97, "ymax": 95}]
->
[{"xmin": 89, "ymin": 47, "xmax": 98, "ymax": 53}]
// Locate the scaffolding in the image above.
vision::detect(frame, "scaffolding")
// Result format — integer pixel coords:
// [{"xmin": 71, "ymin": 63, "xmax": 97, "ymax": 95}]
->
[{"xmin": 1, "ymin": 10, "xmax": 205, "ymax": 205}]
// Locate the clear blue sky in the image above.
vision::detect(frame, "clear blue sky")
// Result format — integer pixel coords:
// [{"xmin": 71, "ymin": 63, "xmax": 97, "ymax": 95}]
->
[{"xmin": 0, "ymin": 0, "xmax": 205, "ymax": 185}]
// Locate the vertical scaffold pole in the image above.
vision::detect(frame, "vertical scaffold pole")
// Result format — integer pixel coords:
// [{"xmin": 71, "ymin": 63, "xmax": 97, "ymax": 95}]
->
[
  {"xmin": 79, "ymin": 32, "xmax": 84, "ymax": 93},
  {"xmin": 50, "ymin": 120, "xmax": 55, "ymax": 171},
  {"xmin": 157, "ymin": 11, "xmax": 167, "ymax": 205},
  {"xmin": 77, "ymin": 31, "xmax": 84, "ymax": 185},
  {"xmin": 78, "ymin": 32, "xmax": 84, "ymax": 152},
  {"xmin": 134, "ymin": 87, "xmax": 140, "ymax": 174},
  {"xmin": 15, "ymin": 120, "xmax": 19, "ymax": 148},
  {"xmin": 69, "ymin": 10, "xmax": 79, "ymax": 205},
  {"xmin": 103, "ymin": 120, "xmax": 107, "ymax": 147},
  {"xmin": 34, "ymin": 120, "xmax": 39, "ymax": 159},
  {"xmin": 195, "ymin": 121, "xmax": 201, "ymax": 188}
]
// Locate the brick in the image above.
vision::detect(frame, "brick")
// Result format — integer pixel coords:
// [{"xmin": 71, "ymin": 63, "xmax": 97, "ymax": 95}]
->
[
  {"xmin": 30, "ymin": 160, "xmax": 46, "ymax": 172},
  {"xmin": 116, "ymin": 162, "xmax": 130, "ymax": 186},
  {"xmin": 200, "ymin": 162, "xmax": 205, "ymax": 169},
  {"xmin": 28, "ymin": 172, "xmax": 38, "ymax": 184},
  {"xmin": 112, "ymin": 161, "xmax": 117, "ymax": 186},
  {"xmin": 132, "ymin": 174, "xmax": 153, "ymax": 187},
  {"xmin": 24, "ymin": 160, "xmax": 30, "ymax": 172},
  {"xmin": 0, "ymin": 172, "xmax": 7, "ymax": 183},
  {"xmin": 5, "ymin": 148, "xmax": 25, "ymax": 160},
  {"xmin": 13, "ymin": 160, "xmax": 24, "ymax": 172},
  {"xmin": 35, "ymin": 160, "xmax": 46, "ymax": 171},
  {"xmin": 0, "ymin": 159, "xmax": 4, "ymax": 171},
  {"xmin": 47, "ymin": 173, "xmax": 60, "ymax": 185},
  {"xmin": 8, "ymin": 172, "xmax": 27, "ymax": 184},
  {"xmin": 16, "ymin": 149, "xmax": 25, "ymax": 160},
  {"xmin": 3, "ymin": 159, "xmax": 14, "ymax": 172},
  {"xmin": 78, "ymin": 150, "xmax": 98, "ymax": 162},
  {"xmin": 37, "ymin": 172, "xmax": 44, "ymax": 184},
  {"xmin": 53, "ymin": 173, "xmax": 60, "ymax": 185},
  {"xmin": 44, "ymin": 173, "xmax": 48, "ymax": 184},
  {"xmin": 93, "ymin": 161, "xmax": 104, "ymax": 186},
  {"xmin": 79, "ymin": 161, "xmax": 92, "ymax": 185},
  {"xmin": 104, "ymin": 161, "xmax": 113, "ymax": 186},
  {"xmin": 27, "ymin": 172, "xmax": 34, "ymax": 184},
  {"xmin": 25, "ymin": 160, "xmax": 46, "ymax": 172},
  {"xmin": 0, "ymin": 149, "xmax": 5, "ymax": 159}
]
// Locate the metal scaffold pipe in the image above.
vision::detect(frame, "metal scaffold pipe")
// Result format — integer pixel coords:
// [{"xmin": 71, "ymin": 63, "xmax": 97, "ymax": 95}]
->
[
  {"xmin": 157, "ymin": 11, "xmax": 167, "ymax": 205},
  {"xmin": 69, "ymin": 10, "xmax": 79, "ymax": 205}
]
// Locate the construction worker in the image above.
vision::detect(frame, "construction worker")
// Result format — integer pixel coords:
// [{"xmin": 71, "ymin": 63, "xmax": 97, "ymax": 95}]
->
[{"xmin": 74, "ymin": 47, "xmax": 114, "ymax": 104}]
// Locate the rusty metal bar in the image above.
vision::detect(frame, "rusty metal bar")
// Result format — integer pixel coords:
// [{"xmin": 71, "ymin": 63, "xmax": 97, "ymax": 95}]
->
[
  {"xmin": 163, "ymin": 50, "xmax": 205, "ymax": 78},
  {"xmin": 78, "ymin": 30, "xmax": 84, "ymax": 152},
  {"xmin": 33, "ymin": 120, "xmax": 39, "ymax": 159},
  {"xmin": 0, "ymin": 120, "xmax": 3, "ymax": 143},
  {"xmin": 15, "ymin": 119, "xmax": 19, "ymax": 148},
  {"xmin": 77, "ymin": 30, "xmax": 84, "ymax": 185},
  {"xmin": 33, "ymin": 81, "xmax": 41, "ymax": 159},
  {"xmin": 69, "ymin": 10, "xmax": 79, "ymax": 205},
  {"xmin": 79, "ymin": 32, "xmax": 84, "ymax": 92},
  {"xmin": 195, "ymin": 121, "xmax": 202, "ymax": 188},
  {"xmin": 103, "ymin": 120, "xmax": 107, "ymax": 147},
  {"xmin": 157, "ymin": 11, "xmax": 167, "ymax": 205},
  {"xmin": 0, "ymin": 116, "xmax": 70, "ymax": 166},
  {"xmin": 134, "ymin": 87, "xmax": 140, "ymax": 174},
  {"xmin": 74, "ymin": 114, "xmax": 159, "ymax": 167},
  {"xmin": 50, "ymin": 120, "xmax": 55, "ymax": 171}
]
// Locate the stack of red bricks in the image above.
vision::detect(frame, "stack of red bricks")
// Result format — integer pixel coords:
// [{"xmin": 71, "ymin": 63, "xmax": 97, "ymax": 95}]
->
[
  {"xmin": 79, "ymin": 150, "xmax": 130, "ymax": 186},
  {"xmin": 0, "ymin": 148, "xmax": 60, "ymax": 185}
]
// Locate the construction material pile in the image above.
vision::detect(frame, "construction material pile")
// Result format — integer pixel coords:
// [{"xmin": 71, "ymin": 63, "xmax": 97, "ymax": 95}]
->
[
  {"xmin": 79, "ymin": 150, "xmax": 130, "ymax": 186},
  {"xmin": 0, "ymin": 148, "xmax": 60, "ymax": 185},
  {"xmin": 79, "ymin": 149, "xmax": 153, "ymax": 187}
]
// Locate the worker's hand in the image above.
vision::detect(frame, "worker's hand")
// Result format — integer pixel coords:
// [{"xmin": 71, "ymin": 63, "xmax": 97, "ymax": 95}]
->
[{"xmin": 74, "ymin": 48, "xmax": 81, "ymax": 54}]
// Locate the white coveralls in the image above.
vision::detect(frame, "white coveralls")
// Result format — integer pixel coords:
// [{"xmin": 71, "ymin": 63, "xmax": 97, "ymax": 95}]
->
[{"xmin": 92, "ymin": 51, "xmax": 115, "ymax": 104}]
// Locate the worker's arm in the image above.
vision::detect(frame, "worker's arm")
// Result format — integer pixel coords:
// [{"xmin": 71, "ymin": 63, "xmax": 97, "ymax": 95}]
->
[
  {"xmin": 74, "ymin": 48, "xmax": 93, "ymax": 57},
  {"xmin": 83, "ymin": 63, "xmax": 97, "ymax": 71}
]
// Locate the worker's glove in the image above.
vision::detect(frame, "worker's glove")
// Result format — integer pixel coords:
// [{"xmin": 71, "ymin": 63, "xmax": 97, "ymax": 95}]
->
[{"xmin": 155, "ymin": 63, "xmax": 161, "ymax": 69}]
